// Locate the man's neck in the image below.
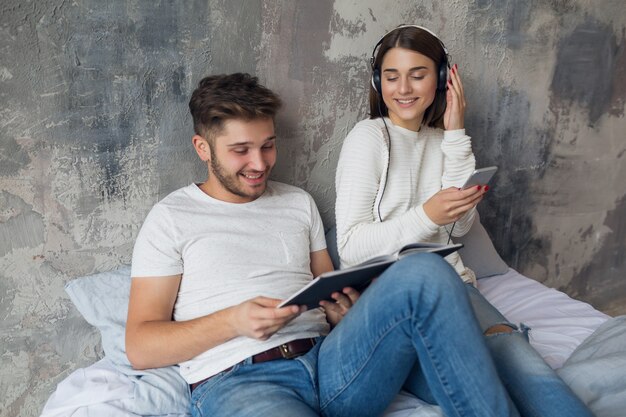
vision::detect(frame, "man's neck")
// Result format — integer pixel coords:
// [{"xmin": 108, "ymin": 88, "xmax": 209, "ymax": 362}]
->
[{"xmin": 197, "ymin": 180, "xmax": 265, "ymax": 204}]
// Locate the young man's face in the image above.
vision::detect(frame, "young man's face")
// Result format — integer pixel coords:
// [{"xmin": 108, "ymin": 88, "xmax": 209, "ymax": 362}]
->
[{"xmin": 198, "ymin": 117, "xmax": 277, "ymax": 203}]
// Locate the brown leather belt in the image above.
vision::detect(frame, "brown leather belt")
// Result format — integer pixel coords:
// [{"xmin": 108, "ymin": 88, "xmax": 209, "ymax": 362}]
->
[{"xmin": 190, "ymin": 338, "xmax": 316, "ymax": 392}]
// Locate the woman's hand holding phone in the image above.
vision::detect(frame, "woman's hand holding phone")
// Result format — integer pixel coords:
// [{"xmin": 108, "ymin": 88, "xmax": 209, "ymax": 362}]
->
[{"xmin": 423, "ymin": 186, "xmax": 485, "ymax": 226}]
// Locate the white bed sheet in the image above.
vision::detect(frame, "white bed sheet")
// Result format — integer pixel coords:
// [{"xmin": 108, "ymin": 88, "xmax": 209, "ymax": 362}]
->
[
  {"xmin": 41, "ymin": 268, "xmax": 610, "ymax": 417},
  {"xmin": 479, "ymin": 268, "xmax": 609, "ymax": 369}
]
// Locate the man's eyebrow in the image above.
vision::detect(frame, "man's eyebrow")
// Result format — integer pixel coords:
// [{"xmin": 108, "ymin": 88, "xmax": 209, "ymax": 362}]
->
[
  {"xmin": 227, "ymin": 136, "xmax": 276, "ymax": 147},
  {"xmin": 383, "ymin": 66, "xmax": 428, "ymax": 72}
]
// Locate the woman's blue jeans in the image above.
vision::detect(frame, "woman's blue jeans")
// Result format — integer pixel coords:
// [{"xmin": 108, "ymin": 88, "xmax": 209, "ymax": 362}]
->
[
  {"xmin": 465, "ymin": 284, "xmax": 593, "ymax": 417},
  {"xmin": 191, "ymin": 253, "xmax": 517, "ymax": 417}
]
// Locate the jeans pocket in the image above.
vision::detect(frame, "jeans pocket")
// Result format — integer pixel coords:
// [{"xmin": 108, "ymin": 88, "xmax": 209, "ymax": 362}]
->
[{"xmin": 191, "ymin": 365, "xmax": 240, "ymax": 416}]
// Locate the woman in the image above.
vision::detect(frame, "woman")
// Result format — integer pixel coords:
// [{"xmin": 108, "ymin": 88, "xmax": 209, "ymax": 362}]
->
[{"xmin": 335, "ymin": 25, "xmax": 593, "ymax": 417}]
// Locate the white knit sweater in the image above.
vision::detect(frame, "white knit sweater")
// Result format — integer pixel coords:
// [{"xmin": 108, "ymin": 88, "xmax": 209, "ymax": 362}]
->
[{"xmin": 335, "ymin": 117, "xmax": 477, "ymax": 283}]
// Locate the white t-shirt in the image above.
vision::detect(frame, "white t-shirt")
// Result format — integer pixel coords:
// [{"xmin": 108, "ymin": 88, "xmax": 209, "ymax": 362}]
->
[
  {"xmin": 131, "ymin": 181, "xmax": 329, "ymax": 383},
  {"xmin": 335, "ymin": 118, "xmax": 476, "ymax": 282}
]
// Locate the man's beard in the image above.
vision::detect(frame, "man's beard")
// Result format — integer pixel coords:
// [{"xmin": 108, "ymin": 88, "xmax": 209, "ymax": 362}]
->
[{"xmin": 209, "ymin": 148, "xmax": 268, "ymax": 200}]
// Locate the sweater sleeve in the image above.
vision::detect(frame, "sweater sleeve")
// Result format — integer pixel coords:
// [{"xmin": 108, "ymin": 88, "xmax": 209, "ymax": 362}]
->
[
  {"xmin": 441, "ymin": 129, "xmax": 477, "ymax": 237},
  {"xmin": 335, "ymin": 121, "xmax": 440, "ymax": 268}
]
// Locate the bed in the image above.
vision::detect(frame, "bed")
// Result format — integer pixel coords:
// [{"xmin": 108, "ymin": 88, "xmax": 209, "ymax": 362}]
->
[{"xmin": 40, "ymin": 216, "xmax": 626, "ymax": 417}]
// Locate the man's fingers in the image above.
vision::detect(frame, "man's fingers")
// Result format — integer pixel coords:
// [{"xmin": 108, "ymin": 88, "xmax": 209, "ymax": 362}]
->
[
  {"xmin": 269, "ymin": 305, "xmax": 302, "ymax": 319},
  {"xmin": 248, "ymin": 297, "xmax": 301, "ymax": 318},
  {"xmin": 320, "ymin": 300, "xmax": 344, "ymax": 313},
  {"xmin": 234, "ymin": 298, "xmax": 306, "ymax": 340},
  {"xmin": 253, "ymin": 296, "xmax": 284, "ymax": 307},
  {"xmin": 322, "ymin": 288, "xmax": 360, "ymax": 314},
  {"xmin": 342, "ymin": 287, "xmax": 360, "ymax": 304}
]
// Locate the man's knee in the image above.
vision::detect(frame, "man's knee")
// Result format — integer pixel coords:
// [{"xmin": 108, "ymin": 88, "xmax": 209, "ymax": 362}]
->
[{"xmin": 385, "ymin": 253, "xmax": 463, "ymax": 293}]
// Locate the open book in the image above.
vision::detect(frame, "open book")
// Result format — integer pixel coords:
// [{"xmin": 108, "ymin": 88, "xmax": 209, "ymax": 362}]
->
[{"xmin": 278, "ymin": 242, "xmax": 463, "ymax": 309}]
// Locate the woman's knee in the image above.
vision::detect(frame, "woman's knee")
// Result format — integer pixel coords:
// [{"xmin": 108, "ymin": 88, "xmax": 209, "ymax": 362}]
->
[{"xmin": 485, "ymin": 324, "xmax": 516, "ymax": 335}]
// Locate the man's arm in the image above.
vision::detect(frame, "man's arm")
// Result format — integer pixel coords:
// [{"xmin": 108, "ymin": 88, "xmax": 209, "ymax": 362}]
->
[
  {"xmin": 310, "ymin": 248, "xmax": 334, "ymax": 277},
  {"xmin": 125, "ymin": 275, "xmax": 303, "ymax": 370}
]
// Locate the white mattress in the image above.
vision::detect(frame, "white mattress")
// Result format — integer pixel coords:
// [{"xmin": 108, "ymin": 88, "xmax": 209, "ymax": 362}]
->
[
  {"xmin": 41, "ymin": 268, "xmax": 610, "ymax": 417},
  {"xmin": 479, "ymin": 268, "xmax": 609, "ymax": 369}
]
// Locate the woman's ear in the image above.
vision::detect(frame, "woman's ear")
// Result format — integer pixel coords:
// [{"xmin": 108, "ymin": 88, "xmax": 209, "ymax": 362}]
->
[{"xmin": 192, "ymin": 135, "xmax": 211, "ymax": 162}]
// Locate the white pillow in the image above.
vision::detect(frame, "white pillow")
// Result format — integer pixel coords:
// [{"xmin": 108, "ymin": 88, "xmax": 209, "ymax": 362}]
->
[
  {"xmin": 557, "ymin": 316, "xmax": 626, "ymax": 417},
  {"xmin": 453, "ymin": 211, "xmax": 509, "ymax": 278},
  {"xmin": 65, "ymin": 267, "xmax": 190, "ymax": 415}
]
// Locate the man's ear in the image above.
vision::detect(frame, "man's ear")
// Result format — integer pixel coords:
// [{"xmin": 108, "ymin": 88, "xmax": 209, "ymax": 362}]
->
[{"xmin": 192, "ymin": 135, "xmax": 211, "ymax": 162}]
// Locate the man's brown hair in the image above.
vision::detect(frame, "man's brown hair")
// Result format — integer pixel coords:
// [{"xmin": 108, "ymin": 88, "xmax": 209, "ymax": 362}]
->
[{"xmin": 189, "ymin": 73, "xmax": 282, "ymax": 140}]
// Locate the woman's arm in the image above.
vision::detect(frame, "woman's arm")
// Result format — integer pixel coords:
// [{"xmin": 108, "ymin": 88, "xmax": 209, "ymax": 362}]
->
[
  {"xmin": 441, "ymin": 64, "xmax": 478, "ymax": 237},
  {"xmin": 440, "ymin": 128, "xmax": 477, "ymax": 236}
]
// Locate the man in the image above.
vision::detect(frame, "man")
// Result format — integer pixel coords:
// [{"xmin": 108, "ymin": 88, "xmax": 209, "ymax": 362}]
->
[{"xmin": 126, "ymin": 73, "xmax": 516, "ymax": 417}]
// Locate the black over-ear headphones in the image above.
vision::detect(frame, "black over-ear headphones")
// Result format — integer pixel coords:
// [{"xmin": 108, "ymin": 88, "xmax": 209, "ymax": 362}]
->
[{"xmin": 370, "ymin": 25, "xmax": 450, "ymax": 94}]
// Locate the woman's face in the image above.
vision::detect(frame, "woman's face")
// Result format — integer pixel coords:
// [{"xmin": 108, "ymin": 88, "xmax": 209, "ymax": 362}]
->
[{"xmin": 380, "ymin": 47, "xmax": 438, "ymax": 131}]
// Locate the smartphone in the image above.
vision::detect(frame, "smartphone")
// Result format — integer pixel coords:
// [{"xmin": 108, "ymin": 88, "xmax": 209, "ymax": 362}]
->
[{"xmin": 461, "ymin": 166, "xmax": 498, "ymax": 189}]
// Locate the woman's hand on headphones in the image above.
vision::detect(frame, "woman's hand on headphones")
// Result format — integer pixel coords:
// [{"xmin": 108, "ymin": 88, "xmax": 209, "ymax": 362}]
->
[
  {"xmin": 443, "ymin": 64, "xmax": 466, "ymax": 131},
  {"xmin": 423, "ymin": 185, "xmax": 485, "ymax": 226}
]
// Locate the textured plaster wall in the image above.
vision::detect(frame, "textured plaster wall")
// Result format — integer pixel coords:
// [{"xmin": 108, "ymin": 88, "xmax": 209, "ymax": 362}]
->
[{"xmin": 0, "ymin": 0, "xmax": 624, "ymax": 415}]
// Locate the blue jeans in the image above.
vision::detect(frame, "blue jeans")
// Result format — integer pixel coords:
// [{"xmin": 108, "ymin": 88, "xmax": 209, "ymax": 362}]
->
[
  {"xmin": 465, "ymin": 284, "xmax": 594, "ymax": 417},
  {"xmin": 191, "ymin": 253, "xmax": 516, "ymax": 417}
]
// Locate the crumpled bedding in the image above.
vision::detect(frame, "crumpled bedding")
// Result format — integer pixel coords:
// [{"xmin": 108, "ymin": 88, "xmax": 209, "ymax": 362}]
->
[
  {"xmin": 40, "ymin": 358, "xmax": 186, "ymax": 417},
  {"xmin": 557, "ymin": 315, "xmax": 626, "ymax": 417}
]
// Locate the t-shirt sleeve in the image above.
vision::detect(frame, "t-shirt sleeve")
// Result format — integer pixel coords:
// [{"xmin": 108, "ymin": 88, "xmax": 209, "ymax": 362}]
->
[
  {"xmin": 131, "ymin": 204, "xmax": 183, "ymax": 277},
  {"xmin": 307, "ymin": 193, "xmax": 327, "ymax": 253}
]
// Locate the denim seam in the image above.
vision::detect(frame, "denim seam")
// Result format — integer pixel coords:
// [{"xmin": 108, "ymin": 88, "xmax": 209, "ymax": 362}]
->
[
  {"xmin": 319, "ymin": 315, "xmax": 412, "ymax": 411},
  {"xmin": 412, "ymin": 314, "xmax": 466, "ymax": 417},
  {"xmin": 295, "ymin": 355, "xmax": 320, "ymax": 408}
]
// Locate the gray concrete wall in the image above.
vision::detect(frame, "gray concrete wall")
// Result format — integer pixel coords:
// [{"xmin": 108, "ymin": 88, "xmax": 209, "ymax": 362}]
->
[{"xmin": 1, "ymin": 0, "xmax": 624, "ymax": 415}]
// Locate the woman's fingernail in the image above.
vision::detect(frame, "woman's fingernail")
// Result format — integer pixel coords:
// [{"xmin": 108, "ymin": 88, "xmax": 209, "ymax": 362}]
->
[
  {"xmin": 484, "ymin": 185, "xmax": 489, "ymax": 191},
  {"xmin": 476, "ymin": 185, "xmax": 481, "ymax": 190}
]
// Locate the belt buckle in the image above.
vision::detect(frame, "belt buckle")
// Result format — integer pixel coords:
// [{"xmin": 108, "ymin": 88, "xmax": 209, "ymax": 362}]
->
[{"xmin": 279, "ymin": 343, "xmax": 298, "ymax": 359}]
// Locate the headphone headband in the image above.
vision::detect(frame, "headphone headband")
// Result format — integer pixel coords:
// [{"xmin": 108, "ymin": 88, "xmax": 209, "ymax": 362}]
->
[
  {"xmin": 370, "ymin": 24, "xmax": 450, "ymax": 93},
  {"xmin": 370, "ymin": 24, "xmax": 449, "ymax": 69}
]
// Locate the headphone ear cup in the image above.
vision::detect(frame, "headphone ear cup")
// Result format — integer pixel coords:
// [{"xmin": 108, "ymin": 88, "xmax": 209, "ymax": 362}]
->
[
  {"xmin": 438, "ymin": 63, "xmax": 448, "ymax": 91},
  {"xmin": 371, "ymin": 68, "xmax": 382, "ymax": 94}
]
